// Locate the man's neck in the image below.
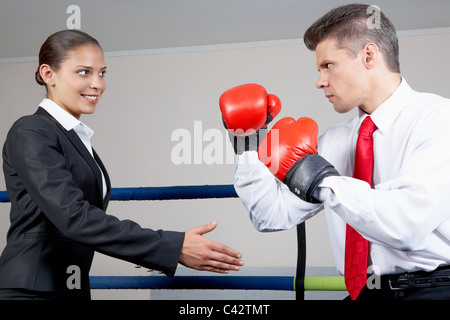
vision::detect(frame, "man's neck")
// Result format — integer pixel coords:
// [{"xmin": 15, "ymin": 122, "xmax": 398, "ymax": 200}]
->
[{"xmin": 359, "ymin": 73, "xmax": 402, "ymax": 114}]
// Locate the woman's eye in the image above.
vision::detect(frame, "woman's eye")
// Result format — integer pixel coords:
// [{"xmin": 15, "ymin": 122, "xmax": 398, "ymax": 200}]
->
[
  {"xmin": 78, "ymin": 70, "xmax": 88, "ymax": 76},
  {"xmin": 99, "ymin": 70, "xmax": 107, "ymax": 77}
]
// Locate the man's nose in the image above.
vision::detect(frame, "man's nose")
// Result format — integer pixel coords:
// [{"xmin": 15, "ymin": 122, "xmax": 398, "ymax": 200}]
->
[{"xmin": 316, "ymin": 72, "xmax": 328, "ymax": 89}]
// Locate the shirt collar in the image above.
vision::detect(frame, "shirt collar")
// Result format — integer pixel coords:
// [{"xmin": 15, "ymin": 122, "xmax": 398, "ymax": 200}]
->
[
  {"xmin": 39, "ymin": 98, "xmax": 94, "ymax": 138},
  {"xmin": 358, "ymin": 77, "xmax": 413, "ymax": 135}
]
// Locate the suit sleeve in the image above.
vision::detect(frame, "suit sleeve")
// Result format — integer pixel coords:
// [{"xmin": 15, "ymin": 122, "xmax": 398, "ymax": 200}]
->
[{"xmin": 4, "ymin": 117, "xmax": 184, "ymax": 277}]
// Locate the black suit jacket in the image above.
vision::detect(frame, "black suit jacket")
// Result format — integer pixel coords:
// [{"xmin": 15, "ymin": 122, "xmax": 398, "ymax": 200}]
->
[{"xmin": 0, "ymin": 107, "xmax": 184, "ymax": 299}]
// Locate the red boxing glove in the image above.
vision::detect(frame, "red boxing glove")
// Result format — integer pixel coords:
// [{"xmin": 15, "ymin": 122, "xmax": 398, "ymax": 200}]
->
[
  {"xmin": 259, "ymin": 117, "xmax": 339, "ymax": 203},
  {"xmin": 219, "ymin": 83, "xmax": 281, "ymax": 135},
  {"xmin": 259, "ymin": 117, "xmax": 318, "ymax": 181}
]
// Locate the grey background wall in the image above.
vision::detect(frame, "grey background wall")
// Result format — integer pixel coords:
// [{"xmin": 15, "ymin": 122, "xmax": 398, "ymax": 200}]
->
[{"xmin": 0, "ymin": 2, "xmax": 449, "ymax": 299}]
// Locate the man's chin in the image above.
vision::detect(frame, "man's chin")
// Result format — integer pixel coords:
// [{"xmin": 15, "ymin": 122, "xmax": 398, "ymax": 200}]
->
[{"xmin": 332, "ymin": 102, "xmax": 356, "ymax": 114}]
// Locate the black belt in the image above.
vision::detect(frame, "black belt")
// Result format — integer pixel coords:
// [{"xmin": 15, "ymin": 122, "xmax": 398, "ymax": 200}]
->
[{"xmin": 384, "ymin": 266, "xmax": 450, "ymax": 290}]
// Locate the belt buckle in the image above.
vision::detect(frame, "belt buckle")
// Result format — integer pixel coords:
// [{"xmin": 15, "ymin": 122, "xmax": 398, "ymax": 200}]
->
[
  {"xmin": 388, "ymin": 279, "xmax": 403, "ymax": 290},
  {"xmin": 388, "ymin": 275, "xmax": 407, "ymax": 291}
]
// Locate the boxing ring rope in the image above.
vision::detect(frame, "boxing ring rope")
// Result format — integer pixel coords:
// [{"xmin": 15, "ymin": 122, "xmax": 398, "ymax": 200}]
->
[
  {"xmin": 0, "ymin": 185, "xmax": 347, "ymax": 297},
  {"xmin": 88, "ymin": 275, "xmax": 346, "ymax": 291},
  {"xmin": 0, "ymin": 185, "xmax": 238, "ymax": 203},
  {"xmin": 109, "ymin": 184, "xmax": 239, "ymax": 201}
]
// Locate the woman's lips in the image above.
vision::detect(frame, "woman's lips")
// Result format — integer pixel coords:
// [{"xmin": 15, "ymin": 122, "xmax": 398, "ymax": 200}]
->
[{"xmin": 81, "ymin": 94, "xmax": 99, "ymax": 103}]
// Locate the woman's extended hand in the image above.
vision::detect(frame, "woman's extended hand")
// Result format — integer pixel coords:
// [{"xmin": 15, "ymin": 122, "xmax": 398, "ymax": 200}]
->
[{"xmin": 179, "ymin": 221, "xmax": 244, "ymax": 274}]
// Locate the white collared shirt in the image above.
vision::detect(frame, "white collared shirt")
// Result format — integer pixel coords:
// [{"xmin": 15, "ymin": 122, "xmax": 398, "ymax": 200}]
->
[
  {"xmin": 234, "ymin": 78, "xmax": 450, "ymax": 276},
  {"xmin": 39, "ymin": 99, "xmax": 107, "ymax": 199}
]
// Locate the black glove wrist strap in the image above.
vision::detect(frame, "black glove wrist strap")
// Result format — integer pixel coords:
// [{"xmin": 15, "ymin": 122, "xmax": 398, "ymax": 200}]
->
[
  {"xmin": 228, "ymin": 128, "xmax": 267, "ymax": 155},
  {"xmin": 284, "ymin": 153, "xmax": 339, "ymax": 203}
]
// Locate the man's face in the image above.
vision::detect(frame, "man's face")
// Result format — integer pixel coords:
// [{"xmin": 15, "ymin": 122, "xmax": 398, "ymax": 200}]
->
[{"xmin": 315, "ymin": 37, "xmax": 369, "ymax": 114}]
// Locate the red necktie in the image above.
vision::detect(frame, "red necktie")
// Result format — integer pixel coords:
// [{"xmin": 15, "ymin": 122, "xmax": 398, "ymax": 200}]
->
[{"xmin": 345, "ymin": 116, "xmax": 377, "ymax": 300}]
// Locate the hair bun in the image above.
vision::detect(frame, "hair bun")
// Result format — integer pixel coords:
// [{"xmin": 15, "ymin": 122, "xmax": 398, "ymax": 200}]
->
[{"xmin": 35, "ymin": 68, "xmax": 46, "ymax": 86}]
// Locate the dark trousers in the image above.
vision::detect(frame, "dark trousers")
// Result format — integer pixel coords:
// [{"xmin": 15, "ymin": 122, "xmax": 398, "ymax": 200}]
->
[
  {"xmin": 355, "ymin": 283, "xmax": 450, "ymax": 300},
  {"xmin": 348, "ymin": 267, "xmax": 450, "ymax": 300},
  {"xmin": 0, "ymin": 288, "xmax": 57, "ymax": 300}
]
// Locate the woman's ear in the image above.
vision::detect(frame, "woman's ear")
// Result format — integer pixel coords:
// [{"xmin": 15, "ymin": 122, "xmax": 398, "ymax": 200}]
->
[{"xmin": 39, "ymin": 64, "xmax": 56, "ymax": 87}]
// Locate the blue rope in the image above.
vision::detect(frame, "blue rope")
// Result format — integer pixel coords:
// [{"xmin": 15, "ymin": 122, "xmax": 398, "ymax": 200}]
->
[
  {"xmin": 0, "ymin": 185, "xmax": 238, "ymax": 203},
  {"xmin": 110, "ymin": 185, "xmax": 238, "ymax": 201},
  {"xmin": 0, "ymin": 191, "xmax": 8, "ymax": 203},
  {"xmin": 89, "ymin": 276, "xmax": 294, "ymax": 291}
]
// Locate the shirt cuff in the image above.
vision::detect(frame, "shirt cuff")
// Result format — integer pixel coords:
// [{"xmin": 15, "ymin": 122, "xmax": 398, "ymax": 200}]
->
[
  {"xmin": 313, "ymin": 185, "xmax": 332, "ymax": 203},
  {"xmin": 234, "ymin": 151, "xmax": 263, "ymax": 174},
  {"xmin": 317, "ymin": 176, "xmax": 347, "ymax": 204},
  {"xmin": 318, "ymin": 175, "xmax": 376, "ymax": 223}
]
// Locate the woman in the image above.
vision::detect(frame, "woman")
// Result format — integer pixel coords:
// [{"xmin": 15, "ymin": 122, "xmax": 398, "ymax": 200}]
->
[{"xmin": 0, "ymin": 30, "xmax": 243, "ymax": 300}]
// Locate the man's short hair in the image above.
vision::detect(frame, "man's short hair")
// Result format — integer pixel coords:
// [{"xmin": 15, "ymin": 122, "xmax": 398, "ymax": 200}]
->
[{"xmin": 303, "ymin": 3, "xmax": 400, "ymax": 73}]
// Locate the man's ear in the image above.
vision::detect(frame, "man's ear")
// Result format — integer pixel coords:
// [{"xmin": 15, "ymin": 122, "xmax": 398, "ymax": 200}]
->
[
  {"xmin": 39, "ymin": 64, "xmax": 56, "ymax": 87},
  {"xmin": 362, "ymin": 43, "xmax": 379, "ymax": 69}
]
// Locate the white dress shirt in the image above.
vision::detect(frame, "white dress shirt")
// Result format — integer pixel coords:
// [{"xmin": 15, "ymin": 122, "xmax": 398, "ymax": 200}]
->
[
  {"xmin": 234, "ymin": 78, "xmax": 450, "ymax": 276},
  {"xmin": 39, "ymin": 98, "xmax": 107, "ymax": 199}
]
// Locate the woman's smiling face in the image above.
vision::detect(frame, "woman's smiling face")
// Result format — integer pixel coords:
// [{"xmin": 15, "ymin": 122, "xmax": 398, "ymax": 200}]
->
[{"xmin": 40, "ymin": 44, "xmax": 107, "ymax": 119}]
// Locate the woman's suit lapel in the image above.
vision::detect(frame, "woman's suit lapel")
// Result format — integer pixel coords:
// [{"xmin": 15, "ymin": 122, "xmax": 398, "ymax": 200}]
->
[{"xmin": 35, "ymin": 107, "xmax": 109, "ymax": 205}]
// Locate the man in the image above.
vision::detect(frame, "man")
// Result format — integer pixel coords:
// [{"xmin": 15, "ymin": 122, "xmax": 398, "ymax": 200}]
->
[{"xmin": 221, "ymin": 4, "xmax": 450, "ymax": 300}]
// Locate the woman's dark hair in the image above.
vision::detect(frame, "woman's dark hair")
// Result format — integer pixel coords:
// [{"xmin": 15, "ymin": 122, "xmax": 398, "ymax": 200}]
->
[
  {"xmin": 303, "ymin": 3, "xmax": 400, "ymax": 73},
  {"xmin": 35, "ymin": 29, "xmax": 102, "ymax": 88}
]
